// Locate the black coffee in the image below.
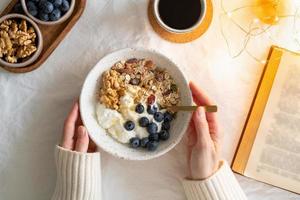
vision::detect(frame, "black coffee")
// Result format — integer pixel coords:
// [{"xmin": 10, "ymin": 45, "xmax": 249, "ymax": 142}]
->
[{"xmin": 158, "ymin": 0, "xmax": 201, "ymax": 30}]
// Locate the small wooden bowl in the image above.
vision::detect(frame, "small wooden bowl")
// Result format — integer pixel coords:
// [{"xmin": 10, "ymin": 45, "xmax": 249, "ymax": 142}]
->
[
  {"xmin": 21, "ymin": 0, "xmax": 75, "ymax": 26},
  {"xmin": 0, "ymin": 13, "xmax": 43, "ymax": 68},
  {"xmin": 0, "ymin": 0, "xmax": 86, "ymax": 73}
]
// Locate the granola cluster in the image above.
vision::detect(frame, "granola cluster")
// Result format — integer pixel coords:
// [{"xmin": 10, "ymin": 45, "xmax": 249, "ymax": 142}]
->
[
  {"xmin": 99, "ymin": 58, "xmax": 180, "ymax": 111},
  {"xmin": 0, "ymin": 19, "xmax": 37, "ymax": 63}
]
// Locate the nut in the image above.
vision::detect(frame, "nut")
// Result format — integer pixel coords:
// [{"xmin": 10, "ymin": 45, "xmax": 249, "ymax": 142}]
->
[
  {"xmin": 0, "ymin": 19, "xmax": 37, "ymax": 63},
  {"xmin": 98, "ymin": 58, "xmax": 180, "ymax": 111}
]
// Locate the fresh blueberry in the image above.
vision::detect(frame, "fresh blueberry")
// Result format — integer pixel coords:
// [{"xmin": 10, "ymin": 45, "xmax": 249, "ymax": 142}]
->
[
  {"xmin": 154, "ymin": 112, "xmax": 164, "ymax": 122},
  {"xmin": 13, "ymin": 2, "xmax": 24, "ymax": 13},
  {"xmin": 140, "ymin": 137, "xmax": 149, "ymax": 148},
  {"xmin": 31, "ymin": 0, "xmax": 40, "ymax": 3},
  {"xmin": 124, "ymin": 120, "xmax": 135, "ymax": 131},
  {"xmin": 149, "ymin": 133, "xmax": 159, "ymax": 141},
  {"xmin": 60, "ymin": 0, "xmax": 70, "ymax": 12},
  {"xmin": 162, "ymin": 121, "xmax": 170, "ymax": 130},
  {"xmin": 135, "ymin": 103, "xmax": 144, "ymax": 114},
  {"xmin": 147, "ymin": 141, "xmax": 159, "ymax": 151},
  {"xmin": 139, "ymin": 117, "xmax": 149, "ymax": 127},
  {"xmin": 147, "ymin": 123, "xmax": 158, "ymax": 134},
  {"xmin": 50, "ymin": 0, "xmax": 63, "ymax": 7},
  {"xmin": 39, "ymin": 0, "xmax": 54, "ymax": 14},
  {"xmin": 129, "ymin": 137, "xmax": 140, "ymax": 148},
  {"xmin": 159, "ymin": 130, "xmax": 170, "ymax": 141},
  {"xmin": 147, "ymin": 105, "xmax": 157, "ymax": 115},
  {"xmin": 39, "ymin": 12, "xmax": 49, "ymax": 21},
  {"xmin": 50, "ymin": 9, "xmax": 61, "ymax": 21},
  {"xmin": 164, "ymin": 112, "xmax": 173, "ymax": 122},
  {"xmin": 27, "ymin": 1, "xmax": 38, "ymax": 16}
]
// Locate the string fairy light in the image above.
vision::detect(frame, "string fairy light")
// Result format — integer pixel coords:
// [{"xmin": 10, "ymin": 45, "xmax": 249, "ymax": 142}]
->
[{"xmin": 219, "ymin": 0, "xmax": 300, "ymax": 63}]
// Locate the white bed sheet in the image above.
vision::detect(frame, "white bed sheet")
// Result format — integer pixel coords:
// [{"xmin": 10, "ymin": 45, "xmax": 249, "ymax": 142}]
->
[{"xmin": 0, "ymin": 0, "xmax": 299, "ymax": 199}]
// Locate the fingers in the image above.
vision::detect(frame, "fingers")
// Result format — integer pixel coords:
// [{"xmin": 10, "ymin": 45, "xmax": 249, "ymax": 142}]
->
[
  {"xmin": 187, "ymin": 121, "xmax": 197, "ymax": 147},
  {"xmin": 61, "ymin": 102, "xmax": 79, "ymax": 150},
  {"xmin": 75, "ymin": 126, "xmax": 89, "ymax": 152},
  {"xmin": 189, "ymin": 82, "xmax": 220, "ymax": 142},
  {"xmin": 193, "ymin": 107, "xmax": 211, "ymax": 147},
  {"xmin": 190, "ymin": 82, "xmax": 214, "ymax": 106}
]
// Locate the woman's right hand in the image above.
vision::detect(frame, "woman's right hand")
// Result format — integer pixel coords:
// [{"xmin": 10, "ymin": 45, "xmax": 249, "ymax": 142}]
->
[{"xmin": 186, "ymin": 82, "xmax": 223, "ymax": 180}]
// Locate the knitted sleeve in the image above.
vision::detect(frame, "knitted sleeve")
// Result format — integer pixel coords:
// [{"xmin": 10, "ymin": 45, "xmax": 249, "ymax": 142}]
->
[
  {"xmin": 182, "ymin": 161, "xmax": 247, "ymax": 200},
  {"xmin": 51, "ymin": 146, "xmax": 101, "ymax": 200}
]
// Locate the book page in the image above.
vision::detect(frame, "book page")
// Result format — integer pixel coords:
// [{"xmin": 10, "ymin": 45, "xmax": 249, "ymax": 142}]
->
[{"xmin": 245, "ymin": 50, "xmax": 300, "ymax": 194}]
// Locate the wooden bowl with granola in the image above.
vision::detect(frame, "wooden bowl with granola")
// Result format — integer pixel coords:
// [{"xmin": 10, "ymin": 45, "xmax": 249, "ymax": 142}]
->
[
  {"xmin": 0, "ymin": 14, "xmax": 43, "ymax": 68},
  {"xmin": 80, "ymin": 48, "xmax": 193, "ymax": 160}
]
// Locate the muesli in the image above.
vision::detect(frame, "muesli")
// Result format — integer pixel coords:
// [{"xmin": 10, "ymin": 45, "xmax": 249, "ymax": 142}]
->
[{"xmin": 96, "ymin": 58, "xmax": 180, "ymax": 151}]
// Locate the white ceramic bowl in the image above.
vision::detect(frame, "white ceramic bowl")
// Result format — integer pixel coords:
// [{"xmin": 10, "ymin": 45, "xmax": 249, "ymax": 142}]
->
[
  {"xmin": 21, "ymin": 0, "xmax": 75, "ymax": 26},
  {"xmin": 80, "ymin": 48, "xmax": 193, "ymax": 160},
  {"xmin": 0, "ymin": 14, "xmax": 43, "ymax": 68}
]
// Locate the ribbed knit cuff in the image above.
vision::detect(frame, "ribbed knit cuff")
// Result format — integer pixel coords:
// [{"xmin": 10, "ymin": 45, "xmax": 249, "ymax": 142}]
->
[
  {"xmin": 182, "ymin": 161, "xmax": 247, "ymax": 200},
  {"xmin": 51, "ymin": 146, "xmax": 101, "ymax": 200}
]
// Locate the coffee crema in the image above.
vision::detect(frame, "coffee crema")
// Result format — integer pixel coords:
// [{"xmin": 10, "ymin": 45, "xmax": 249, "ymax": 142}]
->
[{"xmin": 158, "ymin": 0, "xmax": 202, "ymax": 30}]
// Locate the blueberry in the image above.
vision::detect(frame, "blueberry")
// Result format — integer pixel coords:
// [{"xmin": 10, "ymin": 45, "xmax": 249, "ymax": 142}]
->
[
  {"xmin": 147, "ymin": 141, "xmax": 159, "ymax": 151},
  {"xmin": 39, "ymin": 12, "xmax": 49, "ymax": 21},
  {"xmin": 13, "ymin": 2, "xmax": 23, "ymax": 13},
  {"xmin": 159, "ymin": 130, "xmax": 170, "ymax": 141},
  {"xmin": 154, "ymin": 112, "xmax": 164, "ymax": 122},
  {"xmin": 27, "ymin": 1, "xmax": 37, "ymax": 9},
  {"xmin": 162, "ymin": 121, "xmax": 171, "ymax": 130},
  {"xmin": 50, "ymin": 0, "xmax": 63, "ymax": 7},
  {"xmin": 60, "ymin": 0, "xmax": 70, "ymax": 12},
  {"xmin": 39, "ymin": 0, "xmax": 54, "ymax": 14},
  {"xmin": 124, "ymin": 121, "xmax": 135, "ymax": 131},
  {"xmin": 135, "ymin": 103, "xmax": 144, "ymax": 114},
  {"xmin": 27, "ymin": 1, "xmax": 38, "ymax": 16},
  {"xmin": 139, "ymin": 117, "xmax": 149, "ymax": 127},
  {"xmin": 147, "ymin": 105, "xmax": 157, "ymax": 115},
  {"xmin": 147, "ymin": 123, "xmax": 158, "ymax": 134},
  {"xmin": 50, "ymin": 8, "xmax": 61, "ymax": 21},
  {"xmin": 129, "ymin": 137, "xmax": 140, "ymax": 148},
  {"xmin": 149, "ymin": 133, "xmax": 159, "ymax": 141},
  {"xmin": 140, "ymin": 137, "xmax": 149, "ymax": 148},
  {"xmin": 164, "ymin": 112, "xmax": 173, "ymax": 122}
]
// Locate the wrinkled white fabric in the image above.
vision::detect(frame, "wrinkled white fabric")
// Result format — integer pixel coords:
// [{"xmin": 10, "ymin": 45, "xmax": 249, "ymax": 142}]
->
[{"xmin": 0, "ymin": 0, "xmax": 299, "ymax": 200}]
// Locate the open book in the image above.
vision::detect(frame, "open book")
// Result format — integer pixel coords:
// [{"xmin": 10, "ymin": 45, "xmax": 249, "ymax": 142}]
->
[{"xmin": 232, "ymin": 46, "xmax": 300, "ymax": 194}]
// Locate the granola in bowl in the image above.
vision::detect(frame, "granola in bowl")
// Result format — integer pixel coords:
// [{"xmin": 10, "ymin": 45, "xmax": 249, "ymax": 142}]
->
[{"xmin": 96, "ymin": 58, "xmax": 181, "ymax": 151}]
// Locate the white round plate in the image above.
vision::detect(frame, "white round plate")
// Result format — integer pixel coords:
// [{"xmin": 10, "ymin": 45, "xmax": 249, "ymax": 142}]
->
[{"xmin": 80, "ymin": 48, "xmax": 193, "ymax": 160}]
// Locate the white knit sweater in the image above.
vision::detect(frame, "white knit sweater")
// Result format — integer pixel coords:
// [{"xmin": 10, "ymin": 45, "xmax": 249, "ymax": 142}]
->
[{"xmin": 52, "ymin": 146, "xmax": 247, "ymax": 200}]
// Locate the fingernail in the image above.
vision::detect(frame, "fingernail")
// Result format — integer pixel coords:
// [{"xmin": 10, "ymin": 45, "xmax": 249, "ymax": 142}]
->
[
  {"xmin": 78, "ymin": 126, "xmax": 86, "ymax": 137},
  {"xmin": 197, "ymin": 107, "xmax": 205, "ymax": 119}
]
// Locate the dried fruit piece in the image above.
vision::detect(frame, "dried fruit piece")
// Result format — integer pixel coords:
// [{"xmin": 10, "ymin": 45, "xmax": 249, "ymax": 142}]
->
[
  {"xmin": 126, "ymin": 58, "xmax": 138, "ymax": 64},
  {"xmin": 147, "ymin": 94, "xmax": 156, "ymax": 105},
  {"xmin": 145, "ymin": 60, "xmax": 154, "ymax": 69}
]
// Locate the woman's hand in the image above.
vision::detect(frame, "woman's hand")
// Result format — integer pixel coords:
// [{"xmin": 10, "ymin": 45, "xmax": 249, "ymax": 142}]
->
[
  {"xmin": 61, "ymin": 101, "xmax": 96, "ymax": 153},
  {"xmin": 186, "ymin": 82, "xmax": 222, "ymax": 180}
]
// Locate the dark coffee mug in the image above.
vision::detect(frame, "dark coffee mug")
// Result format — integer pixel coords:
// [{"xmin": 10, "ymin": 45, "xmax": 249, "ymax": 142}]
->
[{"xmin": 153, "ymin": 0, "xmax": 206, "ymax": 34}]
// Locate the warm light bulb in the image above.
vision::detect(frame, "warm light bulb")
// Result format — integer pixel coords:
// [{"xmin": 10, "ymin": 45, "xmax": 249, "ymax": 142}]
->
[
  {"xmin": 226, "ymin": 12, "xmax": 232, "ymax": 18},
  {"xmin": 252, "ymin": 0, "xmax": 291, "ymax": 25},
  {"xmin": 261, "ymin": 60, "xmax": 267, "ymax": 64}
]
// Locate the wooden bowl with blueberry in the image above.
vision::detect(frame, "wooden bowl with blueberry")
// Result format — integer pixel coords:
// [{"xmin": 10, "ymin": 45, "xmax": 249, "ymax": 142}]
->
[
  {"xmin": 0, "ymin": 0, "xmax": 86, "ymax": 73},
  {"xmin": 21, "ymin": 0, "xmax": 75, "ymax": 25}
]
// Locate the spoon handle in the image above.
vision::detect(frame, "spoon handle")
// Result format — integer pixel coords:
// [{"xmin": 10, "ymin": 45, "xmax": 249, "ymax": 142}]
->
[{"xmin": 170, "ymin": 105, "xmax": 218, "ymax": 112}]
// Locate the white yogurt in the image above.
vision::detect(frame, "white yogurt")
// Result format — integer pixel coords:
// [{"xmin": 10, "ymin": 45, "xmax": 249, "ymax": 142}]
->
[{"xmin": 96, "ymin": 91, "xmax": 164, "ymax": 143}]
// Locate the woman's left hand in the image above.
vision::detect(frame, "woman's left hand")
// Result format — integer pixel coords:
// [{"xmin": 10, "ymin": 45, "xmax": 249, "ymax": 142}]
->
[{"xmin": 60, "ymin": 101, "xmax": 96, "ymax": 153}]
